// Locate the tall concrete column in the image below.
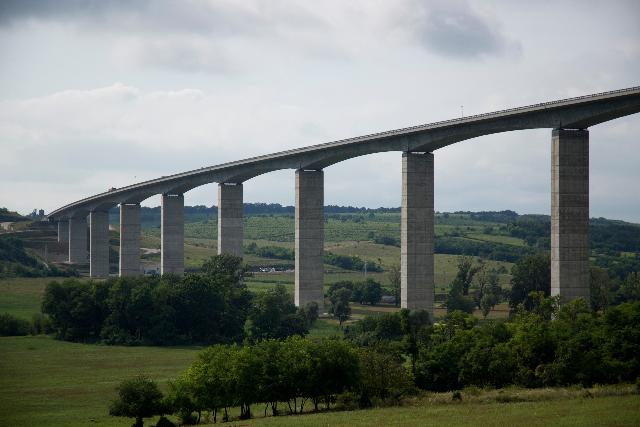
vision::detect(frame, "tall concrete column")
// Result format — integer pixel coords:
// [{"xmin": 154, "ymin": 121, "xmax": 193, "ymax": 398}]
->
[
  {"xmin": 551, "ymin": 129, "xmax": 590, "ymax": 302},
  {"xmin": 218, "ymin": 183, "xmax": 243, "ymax": 257},
  {"xmin": 295, "ymin": 169, "xmax": 324, "ymax": 311},
  {"xmin": 68, "ymin": 216, "xmax": 87, "ymax": 264},
  {"xmin": 57, "ymin": 220, "xmax": 69, "ymax": 243},
  {"xmin": 120, "ymin": 203, "xmax": 141, "ymax": 276},
  {"xmin": 161, "ymin": 193, "xmax": 184, "ymax": 275},
  {"xmin": 401, "ymin": 152, "xmax": 435, "ymax": 315},
  {"xmin": 89, "ymin": 211, "xmax": 109, "ymax": 278}
]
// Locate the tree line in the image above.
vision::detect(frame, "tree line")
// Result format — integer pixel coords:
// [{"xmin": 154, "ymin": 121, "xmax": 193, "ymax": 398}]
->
[
  {"xmin": 110, "ymin": 336, "xmax": 413, "ymax": 426},
  {"xmin": 40, "ymin": 255, "xmax": 318, "ymax": 345},
  {"xmin": 109, "ymin": 296, "xmax": 640, "ymax": 426}
]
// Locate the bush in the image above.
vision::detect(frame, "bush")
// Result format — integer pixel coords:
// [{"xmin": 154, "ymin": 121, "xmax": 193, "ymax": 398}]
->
[
  {"xmin": 109, "ymin": 375, "xmax": 165, "ymax": 427},
  {"xmin": 0, "ymin": 313, "xmax": 31, "ymax": 336},
  {"xmin": 30, "ymin": 313, "xmax": 53, "ymax": 335}
]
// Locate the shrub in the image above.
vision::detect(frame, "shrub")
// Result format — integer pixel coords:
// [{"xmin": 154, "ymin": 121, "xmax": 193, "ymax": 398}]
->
[
  {"xmin": 30, "ymin": 313, "xmax": 53, "ymax": 335},
  {"xmin": 0, "ymin": 313, "xmax": 30, "ymax": 336},
  {"xmin": 109, "ymin": 375, "xmax": 165, "ymax": 427}
]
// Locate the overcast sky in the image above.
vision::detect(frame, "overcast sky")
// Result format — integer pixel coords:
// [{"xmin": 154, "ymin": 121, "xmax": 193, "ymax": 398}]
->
[{"xmin": 1, "ymin": 0, "xmax": 638, "ymax": 221}]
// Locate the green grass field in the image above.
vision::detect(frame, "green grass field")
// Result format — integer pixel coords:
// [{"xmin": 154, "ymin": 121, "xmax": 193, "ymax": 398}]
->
[
  {"xmin": 1, "ymin": 336, "xmax": 638, "ymax": 427},
  {"xmin": 236, "ymin": 395, "xmax": 640, "ymax": 427},
  {"xmin": 0, "ymin": 336, "xmax": 199, "ymax": 427},
  {"xmin": 0, "ymin": 276, "xmax": 636, "ymax": 426}
]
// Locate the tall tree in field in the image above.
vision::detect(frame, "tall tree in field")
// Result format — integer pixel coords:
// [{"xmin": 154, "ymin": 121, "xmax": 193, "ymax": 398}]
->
[
  {"xmin": 509, "ymin": 254, "xmax": 550, "ymax": 311},
  {"xmin": 109, "ymin": 375, "xmax": 165, "ymax": 427},
  {"xmin": 456, "ymin": 256, "xmax": 481, "ymax": 296},
  {"xmin": 388, "ymin": 264, "xmax": 401, "ymax": 307},
  {"xmin": 329, "ymin": 287, "xmax": 352, "ymax": 326}
]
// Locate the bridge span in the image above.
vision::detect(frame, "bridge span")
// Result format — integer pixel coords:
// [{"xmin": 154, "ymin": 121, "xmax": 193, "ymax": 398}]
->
[{"xmin": 49, "ymin": 86, "xmax": 640, "ymax": 314}]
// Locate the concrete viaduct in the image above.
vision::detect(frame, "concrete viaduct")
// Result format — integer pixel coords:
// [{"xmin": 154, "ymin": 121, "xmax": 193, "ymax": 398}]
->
[{"xmin": 48, "ymin": 87, "xmax": 640, "ymax": 315}]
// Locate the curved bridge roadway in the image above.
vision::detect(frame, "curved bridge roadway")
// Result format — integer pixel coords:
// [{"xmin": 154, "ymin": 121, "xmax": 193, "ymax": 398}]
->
[{"xmin": 49, "ymin": 86, "xmax": 640, "ymax": 315}]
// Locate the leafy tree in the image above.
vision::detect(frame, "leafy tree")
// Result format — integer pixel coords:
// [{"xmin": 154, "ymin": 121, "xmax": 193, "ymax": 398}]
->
[
  {"xmin": 279, "ymin": 337, "xmax": 313, "ymax": 414},
  {"xmin": 109, "ymin": 375, "xmax": 165, "ymax": 427},
  {"xmin": 253, "ymin": 340, "xmax": 288, "ymax": 417},
  {"xmin": 307, "ymin": 339, "xmax": 360, "ymax": 410},
  {"xmin": 590, "ymin": 266, "xmax": 612, "ymax": 311},
  {"xmin": 445, "ymin": 278, "xmax": 474, "ymax": 314},
  {"xmin": 615, "ymin": 272, "xmax": 640, "ymax": 304},
  {"xmin": 201, "ymin": 254, "xmax": 247, "ymax": 286},
  {"xmin": 244, "ymin": 285, "xmax": 307, "ymax": 341},
  {"xmin": 387, "ymin": 264, "xmax": 401, "ymax": 306},
  {"xmin": 356, "ymin": 347, "xmax": 412, "ymax": 407},
  {"xmin": 455, "ymin": 256, "xmax": 481, "ymax": 296},
  {"xmin": 399, "ymin": 309, "xmax": 431, "ymax": 370},
  {"xmin": 352, "ymin": 279, "xmax": 383, "ymax": 305},
  {"xmin": 232, "ymin": 345, "xmax": 261, "ymax": 419},
  {"xmin": 329, "ymin": 287, "xmax": 352, "ymax": 326},
  {"xmin": 414, "ymin": 311, "xmax": 477, "ymax": 391},
  {"xmin": 601, "ymin": 301, "xmax": 640, "ymax": 381},
  {"xmin": 479, "ymin": 292, "xmax": 499, "ymax": 319},
  {"xmin": 458, "ymin": 322, "xmax": 514, "ymax": 388},
  {"xmin": 300, "ymin": 301, "xmax": 319, "ymax": 327},
  {"xmin": 42, "ymin": 279, "xmax": 105, "ymax": 341},
  {"xmin": 509, "ymin": 253, "xmax": 550, "ymax": 311},
  {"xmin": 164, "ymin": 375, "xmax": 200, "ymax": 425}
]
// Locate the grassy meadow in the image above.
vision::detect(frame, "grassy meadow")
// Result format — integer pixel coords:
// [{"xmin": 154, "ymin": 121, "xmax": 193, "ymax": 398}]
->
[{"xmin": 1, "ymin": 334, "xmax": 638, "ymax": 426}]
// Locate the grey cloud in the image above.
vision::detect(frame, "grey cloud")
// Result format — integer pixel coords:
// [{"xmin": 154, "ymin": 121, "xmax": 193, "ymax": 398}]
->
[
  {"xmin": 413, "ymin": 1, "xmax": 521, "ymax": 59},
  {"xmin": 0, "ymin": 0, "xmax": 324, "ymax": 36},
  {"xmin": 0, "ymin": 0, "xmax": 331, "ymax": 74}
]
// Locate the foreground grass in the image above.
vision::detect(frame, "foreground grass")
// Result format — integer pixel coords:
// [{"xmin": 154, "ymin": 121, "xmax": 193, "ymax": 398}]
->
[
  {"xmin": 234, "ymin": 394, "xmax": 640, "ymax": 427},
  {"xmin": 0, "ymin": 336, "xmax": 199, "ymax": 426}
]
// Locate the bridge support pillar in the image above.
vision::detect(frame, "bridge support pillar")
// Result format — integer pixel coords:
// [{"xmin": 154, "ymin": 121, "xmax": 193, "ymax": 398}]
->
[
  {"xmin": 551, "ymin": 129, "xmax": 590, "ymax": 302},
  {"xmin": 68, "ymin": 216, "xmax": 87, "ymax": 264},
  {"xmin": 161, "ymin": 194, "xmax": 184, "ymax": 275},
  {"xmin": 401, "ymin": 152, "xmax": 435, "ymax": 315},
  {"xmin": 89, "ymin": 211, "xmax": 109, "ymax": 278},
  {"xmin": 218, "ymin": 183, "xmax": 243, "ymax": 257},
  {"xmin": 120, "ymin": 203, "xmax": 141, "ymax": 276},
  {"xmin": 295, "ymin": 169, "xmax": 324, "ymax": 311},
  {"xmin": 57, "ymin": 220, "xmax": 69, "ymax": 243}
]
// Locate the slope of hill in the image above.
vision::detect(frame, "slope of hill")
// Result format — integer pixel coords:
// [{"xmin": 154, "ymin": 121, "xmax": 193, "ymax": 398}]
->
[{"xmin": 0, "ymin": 207, "xmax": 28, "ymax": 223}]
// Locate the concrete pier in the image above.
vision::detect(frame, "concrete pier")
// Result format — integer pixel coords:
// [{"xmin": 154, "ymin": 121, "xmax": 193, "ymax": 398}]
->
[
  {"xmin": 68, "ymin": 216, "xmax": 87, "ymax": 264},
  {"xmin": 401, "ymin": 152, "xmax": 435, "ymax": 314},
  {"xmin": 89, "ymin": 211, "xmax": 109, "ymax": 277},
  {"xmin": 120, "ymin": 203, "xmax": 141, "ymax": 276},
  {"xmin": 295, "ymin": 169, "xmax": 324, "ymax": 310},
  {"xmin": 161, "ymin": 193, "xmax": 184, "ymax": 275},
  {"xmin": 551, "ymin": 129, "xmax": 590, "ymax": 301},
  {"xmin": 218, "ymin": 183, "xmax": 243, "ymax": 257},
  {"xmin": 57, "ymin": 220, "xmax": 69, "ymax": 243}
]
